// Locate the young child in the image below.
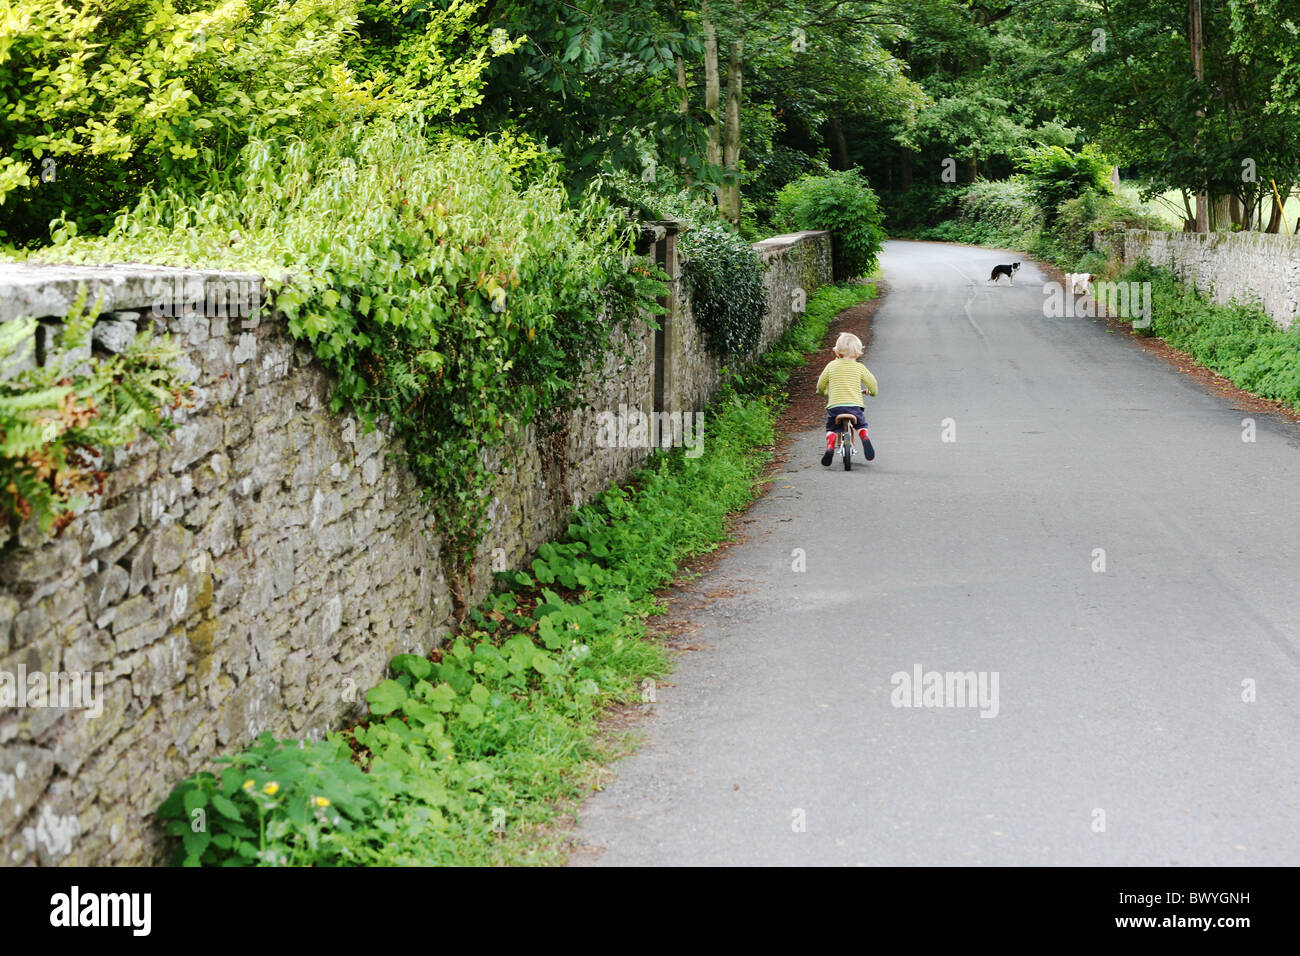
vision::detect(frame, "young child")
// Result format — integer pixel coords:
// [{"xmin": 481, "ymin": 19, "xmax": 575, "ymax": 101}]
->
[{"xmin": 816, "ymin": 332, "xmax": 877, "ymax": 466}]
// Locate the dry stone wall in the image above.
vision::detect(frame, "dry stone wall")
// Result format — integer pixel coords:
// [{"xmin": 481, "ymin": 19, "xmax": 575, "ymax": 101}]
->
[
  {"xmin": 0, "ymin": 228, "xmax": 832, "ymax": 866},
  {"xmin": 1115, "ymin": 229, "xmax": 1300, "ymax": 329}
]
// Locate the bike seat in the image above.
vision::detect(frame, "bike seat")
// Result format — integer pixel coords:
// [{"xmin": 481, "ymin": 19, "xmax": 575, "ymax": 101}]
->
[{"xmin": 834, "ymin": 414, "xmax": 858, "ymax": 424}]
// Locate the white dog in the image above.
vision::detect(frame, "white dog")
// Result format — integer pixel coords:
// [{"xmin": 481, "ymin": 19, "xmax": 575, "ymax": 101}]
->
[{"xmin": 1065, "ymin": 272, "xmax": 1095, "ymax": 296}]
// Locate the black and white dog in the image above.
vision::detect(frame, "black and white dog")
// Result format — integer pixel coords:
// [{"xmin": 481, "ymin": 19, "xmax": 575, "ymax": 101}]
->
[{"xmin": 987, "ymin": 262, "xmax": 1020, "ymax": 285}]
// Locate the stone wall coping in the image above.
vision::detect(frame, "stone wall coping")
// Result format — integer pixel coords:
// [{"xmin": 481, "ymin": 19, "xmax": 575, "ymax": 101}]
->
[
  {"xmin": 1, "ymin": 227, "xmax": 834, "ymax": 325},
  {"xmin": 752, "ymin": 230, "xmax": 829, "ymax": 253},
  {"xmin": 1124, "ymin": 228, "xmax": 1300, "ymax": 248},
  {"xmin": 0, "ymin": 262, "xmax": 266, "ymax": 323}
]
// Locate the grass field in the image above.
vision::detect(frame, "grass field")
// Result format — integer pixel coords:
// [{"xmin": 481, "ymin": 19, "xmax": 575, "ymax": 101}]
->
[{"xmin": 1121, "ymin": 184, "xmax": 1300, "ymax": 234}]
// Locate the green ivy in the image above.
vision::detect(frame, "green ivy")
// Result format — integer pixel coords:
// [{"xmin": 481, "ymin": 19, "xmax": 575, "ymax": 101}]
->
[{"xmin": 680, "ymin": 224, "xmax": 766, "ymax": 359}]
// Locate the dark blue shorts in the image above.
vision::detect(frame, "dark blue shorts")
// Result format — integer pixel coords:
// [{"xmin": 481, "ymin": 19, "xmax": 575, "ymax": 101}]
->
[{"xmin": 825, "ymin": 405, "xmax": 868, "ymax": 431}]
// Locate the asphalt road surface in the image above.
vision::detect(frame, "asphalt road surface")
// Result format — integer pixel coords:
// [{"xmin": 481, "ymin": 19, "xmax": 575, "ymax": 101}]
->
[{"xmin": 571, "ymin": 240, "xmax": 1300, "ymax": 866}]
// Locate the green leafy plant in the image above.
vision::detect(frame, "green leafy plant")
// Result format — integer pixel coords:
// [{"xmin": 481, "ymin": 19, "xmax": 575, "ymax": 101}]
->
[
  {"xmin": 1118, "ymin": 261, "xmax": 1300, "ymax": 407},
  {"xmin": 0, "ymin": 0, "xmax": 506, "ymax": 245},
  {"xmin": 774, "ymin": 169, "xmax": 886, "ymax": 279},
  {"xmin": 1016, "ymin": 145, "xmax": 1114, "ymax": 225},
  {"xmin": 0, "ymin": 291, "xmax": 188, "ymax": 535},
  {"xmin": 157, "ymin": 734, "xmax": 378, "ymax": 866}
]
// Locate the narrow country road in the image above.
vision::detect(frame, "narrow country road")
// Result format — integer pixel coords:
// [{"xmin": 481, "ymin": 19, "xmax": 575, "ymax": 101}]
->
[{"xmin": 571, "ymin": 239, "xmax": 1300, "ymax": 866}]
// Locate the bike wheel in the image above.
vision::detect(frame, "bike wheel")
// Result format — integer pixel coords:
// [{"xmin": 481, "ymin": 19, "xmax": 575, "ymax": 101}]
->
[{"xmin": 842, "ymin": 425, "xmax": 852, "ymax": 470}]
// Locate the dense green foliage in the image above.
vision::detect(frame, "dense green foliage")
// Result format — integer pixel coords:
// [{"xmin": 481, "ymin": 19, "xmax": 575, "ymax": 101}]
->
[
  {"xmin": 0, "ymin": 0, "xmax": 507, "ymax": 245},
  {"xmin": 916, "ymin": 161, "xmax": 1162, "ymax": 274},
  {"xmin": 775, "ymin": 170, "xmax": 886, "ymax": 279},
  {"xmin": 834, "ymin": 1, "xmax": 1300, "ymax": 235},
  {"xmin": 1016, "ymin": 145, "xmax": 1113, "ymax": 224},
  {"xmin": 1047, "ymin": 0, "xmax": 1300, "ymax": 230},
  {"xmin": 680, "ymin": 225, "xmax": 767, "ymax": 359},
  {"xmin": 920, "ymin": 178, "xmax": 1041, "ymax": 247},
  {"xmin": 471, "ymin": 0, "xmax": 704, "ymax": 187},
  {"xmin": 157, "ymin": 281, "xmax": 878, "ymax": 866},
  {"xmin": 0, "ymin": 292, "xmax": 188, "ymax": 533},
  {"xmin": 1122, "ymin": 262, "xmax": 1300, "ymax": 407},
  {"xmin": 24, "ymin": 122, "xmax": 664, "ymax": 566}
]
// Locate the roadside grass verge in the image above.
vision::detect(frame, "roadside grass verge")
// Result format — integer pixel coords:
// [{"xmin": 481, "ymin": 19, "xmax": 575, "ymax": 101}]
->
[
  {"xmin": 1121, "ymin": 261, "xmax": 1300, "ymax": 408},
  {"xmin": 157, "ymin": 280, "xmax": 879, "ymax": 866}
]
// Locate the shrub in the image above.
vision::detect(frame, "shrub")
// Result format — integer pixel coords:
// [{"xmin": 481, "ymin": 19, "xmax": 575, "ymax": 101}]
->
[
  {"xmin": 775, "ymin": 169, "xmax": 886, "ymax": 279},
  {"xmin": 1073, "ymin": 251, "xmax": 1112, "ymax": 276},
  {"xmin": 744, "ymin": 144, "xmax": 833, "ymax": 233},
  {"xmin": 1, "ymin": 0, "xmax": 359, "ymax": 244},
  {"xmin": 956, "ymin": 177, "xmax": 1042, "ymax": 236},
  {"xmin": 1016, "ymin": 145, "xmax": 1114, "ymax": 223},
  {"xmin": 1049, "ymin": 189, "xmax": 1166, "ymax": 263},
  {"xmin": 915, "ymin": 173, "xmax": 1166, "ymax": 271},
  {"xmin": 914, "ymin": 178, "xmax": 1041, "ymax": 248},
  {"xmin": 0, "ymin": 0, "xmax": 503, "ymax": 246}
]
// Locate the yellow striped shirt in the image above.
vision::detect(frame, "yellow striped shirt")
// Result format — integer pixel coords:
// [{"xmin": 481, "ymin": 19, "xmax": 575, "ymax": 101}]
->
[{"xmin": 816, "ymin": 358, "xmax": 878, "ymax": 408}]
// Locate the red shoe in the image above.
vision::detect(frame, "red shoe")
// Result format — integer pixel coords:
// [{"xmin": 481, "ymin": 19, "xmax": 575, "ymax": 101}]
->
[
  {"xmin": 859, "ymin": 428, "xmax": 875, "ymax": 461},
  {"xmin": 821, "ymin": 432, "xmax": 835, "ymax": 466}
]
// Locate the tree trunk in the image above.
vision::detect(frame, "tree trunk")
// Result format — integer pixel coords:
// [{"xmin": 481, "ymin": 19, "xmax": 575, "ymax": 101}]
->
[
  {"xmin": 1211, "ymin": 194, "xmax": 1233, "ymax": 231},
  {"xmin": 964, "ymin": 151, "xmax": 978, "ymax": 184},
  {"xmin": 1190, "ymin": 0, "xmax": 1208, "ymax": 232},
  {"xmin": 829, "ymin": 116, "xmax": 849, "ymax": 170},
  {"xmin": 1264, "ymin": 204, "xmax": 1282, "ymax": 233},
  {"xmin": 1229, "ymin": 194, "xmax": 1245, "ymax": 229},
  {"xmin": 899, "ymin": 147, "xmax": 913, "ymax": 190},
  {"xmin": 703, "ymin": 14, "xmax": 721, "ymax": 175},
  {"xmin": 1265, "ymin": 185, "xmax": 1284, "ymax": 233},
  {"xmin": 1180, "ymin": 190, "xmax": 1196, "ymax": 232},
  {"xmin": 676, "ymin": 55, "xmax": 692, "ymax": 184},
  {"xmin": 720, "ymin": 39, "xmax": 743, "ymax": 224}
]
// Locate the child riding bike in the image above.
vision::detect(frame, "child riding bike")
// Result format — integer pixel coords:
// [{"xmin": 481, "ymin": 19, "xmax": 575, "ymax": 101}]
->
[{"xmin": 817, "ymin": 332, "xmax": 877, "ymax": 466}]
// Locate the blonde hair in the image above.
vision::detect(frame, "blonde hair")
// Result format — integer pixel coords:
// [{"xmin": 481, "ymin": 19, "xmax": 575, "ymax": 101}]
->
[{"xmin": 834, "ymin": 332, "xmax": 864, "ymax": 358}]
